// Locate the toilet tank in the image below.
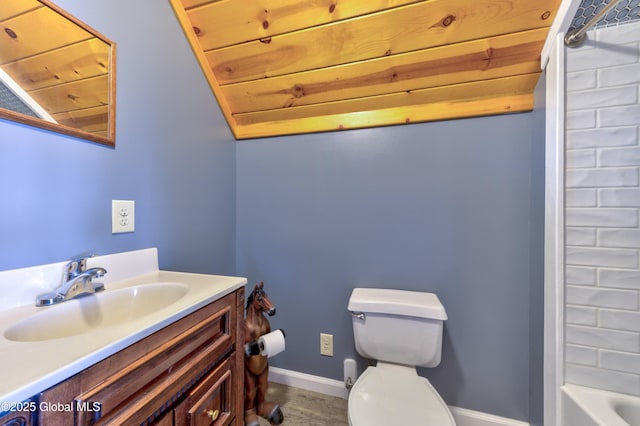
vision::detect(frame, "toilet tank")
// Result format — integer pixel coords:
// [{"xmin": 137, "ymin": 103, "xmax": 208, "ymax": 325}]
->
[{"xmin": 348, "ymin": 288, "xmax": 448, "ymax": 368}]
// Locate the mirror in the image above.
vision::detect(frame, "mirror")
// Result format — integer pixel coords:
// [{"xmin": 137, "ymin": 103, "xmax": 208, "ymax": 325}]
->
[{"xmin": 0, "ymin": 0, "xmax": 116, "ymax": 146}]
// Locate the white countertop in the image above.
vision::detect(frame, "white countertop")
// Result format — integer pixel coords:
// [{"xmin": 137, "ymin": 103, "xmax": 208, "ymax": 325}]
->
[{"xmin": 0, "ymin": 249, "xmax": 246, "ymax": 407}]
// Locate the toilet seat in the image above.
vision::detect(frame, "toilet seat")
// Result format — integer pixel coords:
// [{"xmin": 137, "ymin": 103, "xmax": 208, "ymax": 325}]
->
[{"xmin": 348, "ymin": 363, "xmax": 455, "ymax": 426}]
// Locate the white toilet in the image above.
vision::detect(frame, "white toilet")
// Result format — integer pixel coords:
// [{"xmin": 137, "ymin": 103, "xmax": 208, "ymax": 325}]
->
[{"xmin": 347, "ymin": 288, "xmax": 455, "ymax": 426}]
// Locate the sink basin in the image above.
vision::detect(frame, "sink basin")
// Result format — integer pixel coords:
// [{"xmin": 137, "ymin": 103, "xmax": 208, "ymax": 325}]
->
[{"xmin": 4, "ymin": 283, "xmax": 189, "ymax": 342}]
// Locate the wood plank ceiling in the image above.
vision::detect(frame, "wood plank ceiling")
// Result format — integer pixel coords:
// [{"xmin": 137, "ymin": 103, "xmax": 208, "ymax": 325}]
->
[{"xmin": 169, "ymin": 0, "xmax": 562, "ymax": 139}]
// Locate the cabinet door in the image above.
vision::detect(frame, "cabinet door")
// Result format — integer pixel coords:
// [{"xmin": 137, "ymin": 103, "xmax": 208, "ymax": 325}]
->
[
  {"xmin": 0, "ymin": 399, "xmax": 37, "ymax": 426},
  {"xmin": 0, "ymin": 412, "xmax": 33, "ymax": 426},
  {"xmin": 175, "ymin": 358, "xmax": 234, "ymax": 426}
]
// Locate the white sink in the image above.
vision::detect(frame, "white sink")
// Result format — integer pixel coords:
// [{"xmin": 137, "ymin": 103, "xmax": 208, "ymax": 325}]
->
[{"xmin": 4, "ymin": 283, "xmax": 189, "ymax": 342}]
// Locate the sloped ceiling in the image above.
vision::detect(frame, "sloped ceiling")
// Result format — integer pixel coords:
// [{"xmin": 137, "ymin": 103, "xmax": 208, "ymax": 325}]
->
[{"xmin": 169, "ymin": 0, "xmax": 563, "ymax": 139}]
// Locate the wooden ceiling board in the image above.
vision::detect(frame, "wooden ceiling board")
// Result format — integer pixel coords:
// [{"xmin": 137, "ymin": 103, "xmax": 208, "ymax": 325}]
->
[
  {"xmin": 232, "ymin": 92, "xmax": 535, "ymax": 139},
  {"xmin": 3, "ymin": 38, "xmax": 110, "ymax": 91},
  {"xmin": 0, "ymin": 7, "xmax": 92, "ymax": 64},
  {"xmin": 0, "ymin": 0, "xmax": 41, "ymax": 21},
  {"xmin": 221, "ymin": 28, "xmax": 547, "ymax": 114},
  {"xmin": 30, "ymin": 74, "xmax": 109, "ymax": 114},
  {"xmin": 168, "ymin": 0, "xmax": 562, "ymax": 139},
  {"xmin": 52, "ymin": 105, "xmax": 109, "ymax": 134},
  {"xmin": 233, "ymin": 73, "xmax": 540, "ymax": 126},
  {"xmin": 187, "ymin": 0, "xmax": 424, "ymax": 51}
]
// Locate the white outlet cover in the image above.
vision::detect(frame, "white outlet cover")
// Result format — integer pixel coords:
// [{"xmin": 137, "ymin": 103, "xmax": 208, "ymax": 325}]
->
[
  {"xmin": 112, "ymin": 200, "xmax": 135, "ymax": 233},
  {"xmin": 320, "ymin": 333, "xmax": 333, "ymax": 357}
]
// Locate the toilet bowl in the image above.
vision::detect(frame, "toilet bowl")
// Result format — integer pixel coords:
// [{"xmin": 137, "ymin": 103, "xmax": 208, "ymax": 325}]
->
[
  {"xmin": 347, "ymin": 288, "xmax": 455, "ymax": 426},
  {"xmin": 348, "ymin": 363, "xmax": 455, "ymax": 426}
]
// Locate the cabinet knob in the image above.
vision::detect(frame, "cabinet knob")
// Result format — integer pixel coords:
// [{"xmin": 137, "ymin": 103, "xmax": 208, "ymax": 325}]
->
[{"xmin": 206, "ymin": 409, "xmax": 219, "ymax": 421}]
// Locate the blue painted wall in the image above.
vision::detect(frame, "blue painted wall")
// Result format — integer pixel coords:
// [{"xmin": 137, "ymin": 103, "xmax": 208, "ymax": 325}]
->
[
  {"xmin": 0, "ymin": 0, "xmax": 236, "ymax": 274},
  {"xmin": 236, "ymin": 112, "xmax": 544, "ymax": 421},
  {"xmin": 0, "ymin": 0, "xmax": 545, "ymax": 422}
]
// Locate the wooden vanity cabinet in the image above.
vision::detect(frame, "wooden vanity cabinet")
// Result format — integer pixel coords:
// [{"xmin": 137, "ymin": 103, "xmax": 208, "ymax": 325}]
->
[{"xmin": 38, "ymin": 287, "xmax": 244, "ymax": 426}]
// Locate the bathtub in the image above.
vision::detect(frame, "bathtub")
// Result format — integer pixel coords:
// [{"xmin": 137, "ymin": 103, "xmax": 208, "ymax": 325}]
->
[{"xmin": 563, "ymin": 384, "xmax": 640, "ymax": 426}]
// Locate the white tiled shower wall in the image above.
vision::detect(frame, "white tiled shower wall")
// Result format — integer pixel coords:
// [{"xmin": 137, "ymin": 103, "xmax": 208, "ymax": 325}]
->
[{"xmin": 564, "ymin": 20, "xmax": 640, "ymax": 395}]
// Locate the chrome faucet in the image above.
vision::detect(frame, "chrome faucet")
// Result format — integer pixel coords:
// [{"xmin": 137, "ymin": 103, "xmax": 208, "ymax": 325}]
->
[{"xmin": 36, "ymin": 253, "xmax": 107, "ymax": 306}]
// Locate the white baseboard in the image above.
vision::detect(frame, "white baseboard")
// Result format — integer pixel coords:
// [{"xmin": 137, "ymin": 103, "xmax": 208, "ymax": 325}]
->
[
  {"xmin": 268, "ymin": 367, "xmax": 530, "ymax": 426},
  {"xmin": 450, "ymin": 406, "xmax": 530, "ymax": 426},
  {"xmin": 269, "ymin": 366, "xmax": 348, "ymax": 399}
]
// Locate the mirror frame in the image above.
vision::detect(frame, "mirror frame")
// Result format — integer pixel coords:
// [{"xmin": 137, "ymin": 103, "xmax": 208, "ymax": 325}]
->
[{"xmin": 0, "ymin": 0, "xmax": 116, "ymax": 146}]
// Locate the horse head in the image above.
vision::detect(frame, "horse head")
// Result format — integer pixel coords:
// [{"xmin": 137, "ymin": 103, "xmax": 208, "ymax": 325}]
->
[{"xmin": 247, "ymin": 281, "xmax": 276, "ymax": 316}]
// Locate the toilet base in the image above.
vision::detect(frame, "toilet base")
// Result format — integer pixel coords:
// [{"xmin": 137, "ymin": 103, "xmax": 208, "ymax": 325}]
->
[{"xmin": 347, "ymin": 363, "xmax": 455, "ymax": 426}]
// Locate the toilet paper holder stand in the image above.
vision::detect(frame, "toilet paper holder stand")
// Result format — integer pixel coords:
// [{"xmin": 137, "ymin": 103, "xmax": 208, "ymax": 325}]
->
[{"xmin": 244, "ymin": 282, "xmax": 286, "ymax": 426}]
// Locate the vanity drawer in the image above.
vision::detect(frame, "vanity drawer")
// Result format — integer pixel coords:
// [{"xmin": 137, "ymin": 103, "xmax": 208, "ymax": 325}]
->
[{"xmin": 174, "ymin": 357, "xmax": 234, "ymax": 426}]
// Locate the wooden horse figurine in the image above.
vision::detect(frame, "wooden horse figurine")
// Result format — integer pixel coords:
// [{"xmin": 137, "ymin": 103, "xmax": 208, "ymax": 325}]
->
[{"xmin": 244, "ymin": 282, "xmax": 284, "ymax": 426}]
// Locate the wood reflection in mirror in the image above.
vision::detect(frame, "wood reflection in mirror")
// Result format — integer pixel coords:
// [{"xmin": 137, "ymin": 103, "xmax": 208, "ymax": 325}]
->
[{"xmin": 0, "ymin": 0, "xmax": 116, "ymax": 146}]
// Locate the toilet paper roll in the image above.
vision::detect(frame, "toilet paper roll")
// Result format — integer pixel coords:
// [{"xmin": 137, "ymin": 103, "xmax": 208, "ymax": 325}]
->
[{"xmin": 258, "ymin": 329, "xmax": 286, "ymax": 358}]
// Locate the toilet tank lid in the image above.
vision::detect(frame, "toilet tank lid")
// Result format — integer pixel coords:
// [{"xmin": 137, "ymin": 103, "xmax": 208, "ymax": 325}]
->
[{"xmin": 348, "ymin": 288, "xmax": 448, "ymax": 320}]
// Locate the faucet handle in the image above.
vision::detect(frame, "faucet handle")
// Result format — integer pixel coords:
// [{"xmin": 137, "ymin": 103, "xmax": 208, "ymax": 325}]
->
[{"xmin": 63, "ymin": 252, "xmax": 96, "ymax": 281}]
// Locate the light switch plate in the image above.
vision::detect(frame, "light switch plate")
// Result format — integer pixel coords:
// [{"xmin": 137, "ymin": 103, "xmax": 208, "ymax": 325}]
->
[{"xmin": 112, "ymin": 200, "xmax": 135, "ymax": 233}]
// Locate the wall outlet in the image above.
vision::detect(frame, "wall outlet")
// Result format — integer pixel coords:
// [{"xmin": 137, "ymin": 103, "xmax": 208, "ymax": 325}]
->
[
  {"xmin": 112, "ymin": 200, "xmax": 135, "ymax": 233},
  {"xmin": 320, "ymin": 333, "xmax": 333, "ymax": 357}
]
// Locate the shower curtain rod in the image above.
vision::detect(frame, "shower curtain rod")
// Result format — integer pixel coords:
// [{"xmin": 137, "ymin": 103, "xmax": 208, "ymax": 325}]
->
[{"xmin": 565, "ymin": 0, "xmax": 623, "ymax": 47}]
